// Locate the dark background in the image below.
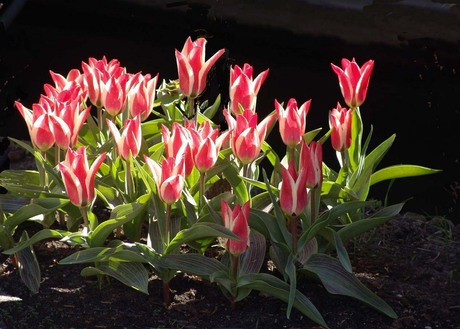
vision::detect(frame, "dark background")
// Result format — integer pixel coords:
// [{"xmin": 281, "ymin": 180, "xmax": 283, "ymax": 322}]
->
[{"xmin": 1, "ymin": 0, "xmax": 460, "ymax": 220}]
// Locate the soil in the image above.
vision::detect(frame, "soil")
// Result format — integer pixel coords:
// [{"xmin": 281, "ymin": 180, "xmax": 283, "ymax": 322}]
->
[{"xmin": 1, "ymin": 213, "xmax": 459, "ymax": 329}]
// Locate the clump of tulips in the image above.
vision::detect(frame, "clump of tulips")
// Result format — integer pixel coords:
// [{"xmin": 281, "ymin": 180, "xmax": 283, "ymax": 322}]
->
[{"xmin": 0, "ymin": 37, "xmax": 439, "ymax": 327}]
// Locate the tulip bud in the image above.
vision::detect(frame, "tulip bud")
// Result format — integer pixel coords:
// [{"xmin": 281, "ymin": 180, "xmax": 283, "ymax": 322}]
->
[
  {"xmin": 331, "ymin": 58, "xmax": 374, "ymax": 108},
  {"xmin": 329, "ymin": 103, "xmax": 352, "ymax": 152},
  {"xmin": 221, "ymin": 200, "xmax": 250, "ymax": 256}
]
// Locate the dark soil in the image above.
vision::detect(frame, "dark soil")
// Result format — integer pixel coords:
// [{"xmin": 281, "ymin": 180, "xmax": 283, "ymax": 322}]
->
[{"xmin": 1, "ymin": 214, "xmax": 459, "ymax": 329}]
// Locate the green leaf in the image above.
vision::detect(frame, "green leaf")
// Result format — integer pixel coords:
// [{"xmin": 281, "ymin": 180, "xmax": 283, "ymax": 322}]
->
[
  {"xmin": 4, "ymin": 198, "xmax": 69, "ymax": 233},
  {"xmin": 59, "ymin": 246, "xmax": 147, "ymax": 264},
  {"xmin": 303, "ymin": 253, "xmax": 397, "ymax": 319},
  {"xmin": 202, "ymin": 94, "xmax": 221, "ymax": 119},
  {"xmin": 3, "ymin": 229, "xmax": 69, "ymax": 255},
  {"xmin": 89, "ymin": 195, "xmax": 148, "ymax": 248},
  {"xmin": 16, "ymin": 231, "xmax": 41, "ymax": 294},
  {"xmin": 222, "ymin": 162, "xmax": 249, "ymax": 204},
  {"xmin": 370, "ymin": 165, "xmax": 441, "ymax": 186},
  {"xmin": 240, "ymin": 230, "xmax": 266, "ymax": 275},
  {"xmin": 164, "ymin": 222, "xmax": 238, "ymax": 254},
  {"xmin": 237, "ymin": 273, "xmax": 329, "ymax": 328},
  {"xmin": 329, "ymin": 228, "xmax": 352, "ymax": 273},
  {"xmin": 80, "ymin": 261, "xmax": 149, "ymax": 294},
  {"xmin": 158, "ymin": 253, "xmax": 227, "ymax": 277}
]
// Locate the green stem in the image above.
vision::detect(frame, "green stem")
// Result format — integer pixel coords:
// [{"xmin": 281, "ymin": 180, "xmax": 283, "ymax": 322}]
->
[
  {"xmin": 40, "ymin": 151, "xmax": 49, "ymax": 190},
  {"xmin": 288, "ymin": 145, "xmax": 295, "ymax": 163},
  {"xmin": 310, "ymin": 188, "xmax": 317, "ymax": 224},
  {"xmin": 125, "ymin": 159, "xmax": 134, "ymax": 200},
  {"xmin": 289, "ymin": 216, "xmax": 298, "ymax": 255},
  {"xmin": 199, "ymin": 171, "xmax": 206, "ymax": 213},
  {"xmin": 165, "ymin": 204, "xmax": 171, "ymax": 244},
  {"xmin": 188, "ymin": 96, "xmax": 196, "ymax": 121},
  {"xmin": 97, "ymin": 106, "xmax": 103, "ymax": 131},
  {"xmin": 80, "ymin": 206, "xmax": 89, "ymax": 234},
  {"xmin": 163, "ymin": 280, "xmax": 170, "ymax": 307}
]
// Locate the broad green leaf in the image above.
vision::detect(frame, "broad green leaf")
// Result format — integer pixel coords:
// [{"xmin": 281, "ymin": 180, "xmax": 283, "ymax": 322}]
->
[
  {"xmin": 303, "ymin": 253, "xmax": 397, "ymax": 319},
  {"xmin": 3, "ymin": 229, "xmax": 69, "ymax": 255},
  {"xmin": 329, "ymin": 228, "xmax": 352, "ymax": 273},
  {"xmin": 5, "ymin": 198, "xmax": 69, "ymax": 232},
  {"xmin": 240, "ymin": 230, "xmax": 266, "ymax": 275},
  {"xmin": 303, "ymin": 127, "xmax": 322, "ymax": 144},
  {"xmin": 222, "ymin": 163, "xmax": 249, "ymax": 204},
  {"xmin": 164, "ymin": 222, "xmax": 238, "ymax": 254},
  {"xmin": 338, "ymin": 216, "xmax": 395, "ymax": 243},
  {"xmin": 237, "ymin": 273, "xmax": 329, "ymax": 328},
  {"xmin": 298, "ymin": 201, "xmax": 368, "ymax": 249},
  {"xmin": 80, "ymin": 261, "xmax": 149, "ymax": 294},
  {"xmin": 202, "ymin": 94, "xmax": 221, "ymax": 119},
  {"xmin": 158, "ymin": 253, "xmax": 227, "ymax": 277},
  {"xmin": 89, "ymin": 195, "xmax": 148, "ymax": 248},
  {"xmin": 348, "ymin": 107, "xmax": 363, "ymax": 172},
  {"xmin": 59, "ymin": 246, "xmax": 147, "ymax": 264},
  {"xmin": 370, "ymin": 165, "xmax": 441, "ymax": 186},
  {"xmin": 16, "ymin": 231, "xmax": 41, "ymax": 294}
]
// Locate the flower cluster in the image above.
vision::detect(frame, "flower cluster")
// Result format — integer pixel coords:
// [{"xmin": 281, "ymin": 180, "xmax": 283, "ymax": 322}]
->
[{"xmin": 1, "ymin": 36, "xmax": 437, "ymax": 327}]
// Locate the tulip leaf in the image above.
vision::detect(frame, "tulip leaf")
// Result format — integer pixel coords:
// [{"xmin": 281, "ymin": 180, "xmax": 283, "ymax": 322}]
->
[
  {"xmin": 370, "ymin": 165, "xmax": 441, "ymax": 186},
  {"xmin": 3, "ymin": 229, "xmax": 69, "ymax": 255},
  {"xmin": 4, "ymin": 198, "xmax": 69, "ymax": 232},
  {"xmin": 16, "ymin": 231, "xmax": 41, "ymax": 294},
  {"xmin": 202, "ymin": 94, "xmax": 221, "ymax": 119},
  {"xmin": 222, "ymin": 163, "xmax": 249, "ymax": 204},
  {"xmin": 80, "ymin": 261, "xmax": 149, "ymax": 294},
  {"xmin": 303, "ymin": 253, "xmax": 397, "ymax": 319},
  {"xmin": 348, "ymin": 107, "xmax": 364, "ymax": 172},
  {"xmin": 239, "ymin": 230, "xmax": 266, "ymax": 275},
  {"xmin": 89, "ymin": 195, "xmax": 148, "ymax": 248},
  {"xmin": 237, "ymin": 273, "xmax": 329, "ymax": 328},
  {"xmin": 164, "ymin": 222, "xmax": 238, "ymax": 254},
  {"xmin": 59, "ymin": 246, "xmax": 147, "ymax": 264},
  {"xmin": 158, "ymin": 253, "xmax": 227, "ymax": 278}
]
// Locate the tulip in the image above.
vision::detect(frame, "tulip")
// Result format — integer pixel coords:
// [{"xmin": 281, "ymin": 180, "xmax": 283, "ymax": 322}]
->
[
  {"xmin": 127, "ymin": 73, "xmax": 159, "ymax": 121},
  {"xmin": 229, "ymin": 63, "xmax": 269, "ymax": 115},
  {"xmin": 144, "ymin": 152, "xmax": 185, "ymax": 205},
  {"xmin": 82, "ymin": 56, "xmax": 125, "ymax": 108},
  {"xmin": 301, "ymin": 140, "xmax": 323, "ymax": 189},
  {"xmin": 106, "ymin": 115, "xmax": 142, "ymax": 161},
  {"xmin": 100, "ymin": 74, "xmax": 129, "ymax": 117},
  {"xmin": 58, "ymin": 147, "xmax": 107, "ymax": 208},
  {"xmin": 15, "ymin": 101, "xmax": 62, "ymax": 152},
  {"xmin": 224, "ymin": 109, "xmax": 276, "ymax": 165},
  {"xmin": 187, "ymin": 121, "xmax": 229, "ymax": 173},
  {"xmin": 162, "ymin": 122, "xmax": 194, "ymax": 176},
  {"xmin": 331, "ymin": 58, "xmax": 374, "ymax": 108},
  {"xmin": 275, "ymin": 98, "xmax": 311, "ymax": 148},
  {"xmin": 175, "ymin": 37, "xmax": 225, "ymax": 98},
  {"xmin": 329, "ymin": 103, "xmax": 352, "ymax": 152},
  {"xmin": 279, "ymin": 159, "xmax": 308, "ymax": 217},
  {"xmin": 221, "ymin": 199, "xmax": 250, "ymax": 256}
]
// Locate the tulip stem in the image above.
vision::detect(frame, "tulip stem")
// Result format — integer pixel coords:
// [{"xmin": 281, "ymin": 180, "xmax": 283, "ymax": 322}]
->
[
  {"xmin": 310, "ymin": 189, "xmax": 317, "ymax": 224},
  {"xmin": 80, "ymin": 206, "xmax": 89, "ymax": 234},
  {"xmin": 97, "ymin": 106, "xmax": 103, "ymax": 131},
  {"xmin": 162, "ymin": 280, "xmax": 170, "ymax": 306},
  {"xmin": 289, "ymin": 216, "xmax": 298, "ymax": 255},
  {"xmin": 39, "ymin": 151, "xmax": 49, "ymax": 190},
  {"xmin": 199, "ymin": 172, "xmax": 206, "ymax": 213},
  {"xmin": 125, "ymin": 159, "xmax": 134, "ymax": 200},
  {"xmin": 165, "ymin": 204, "xmax": 171, "ymax": 244},
  {"xmin": 188, "ymin": 96, "xmax": 196, "ymax": 121},
  {"xmin": 288, "ymin": 145, "xmax": 295, "ymax": 163}
]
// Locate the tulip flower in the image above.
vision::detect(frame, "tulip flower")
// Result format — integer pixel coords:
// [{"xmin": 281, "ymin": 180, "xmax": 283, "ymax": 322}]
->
[
  {"xmin": 329, "ymin": 103, "xmax": 352, "ymax": 152},
  {"xmin": 100, "ymin": 74, "xmax": 129, "ymax": 117},
  {"xmin": 279, "ymin": 159, "xmax": 308, "ymax": 217},
  {"xmin": 15, "ymin": 101, "xmax": 67, "ymax": 152},
  {"xmin": 144, "ymin": 152, "xmax": 185, "ymax": 205},
  {"xmin": 82, "ymin": 57, "xmax": 124, "ymax": 102},
  {"xmin": 106, "ymin": 115, "xmax": 142, "ymax": 161},
  {"xmin": 187, "ymin": 120, "xmax": 229, "ymax": 173},
  {"xmin": 301, "ymin": 140, "xmax": 323, "ymax": 189},
  {"xmin": 127, "ymin": 73, "xmax": 159, "ymax": 121},
  {"xmin": 175, "ymin": 37, "xmax": 225, "ymax": 98},
  {"xmin": 275, "ymin": 98, "xmax": 311, "ymax": 148},
  {"xmin": 229, "ymin": 63, "xmax": 269, "ymax": 115},
  {"xmin": 331, "ymin": 58, "xmax": 374, "ymax": 108},
  {"xmin": 224, "ymin": 109, "xmax": 276, "ymax": 165},
  {"xmin": 58, "ymin": 147, "xmax": 107, "ymax": 208},
  {"xmin": 162, "ymin": 122, "xmax": 194, "ymax": 176},
  {"xmin": 221, "ymin": 199, "xmax": 250, "ymax": 256}
]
